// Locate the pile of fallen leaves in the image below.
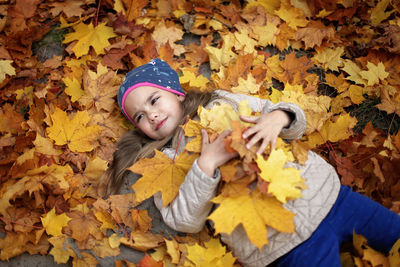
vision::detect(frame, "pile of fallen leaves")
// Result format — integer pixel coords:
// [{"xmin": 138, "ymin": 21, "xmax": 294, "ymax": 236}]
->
[{"xmin": 0, "ymin": 0, "xmax": 400, "ymax": 266}]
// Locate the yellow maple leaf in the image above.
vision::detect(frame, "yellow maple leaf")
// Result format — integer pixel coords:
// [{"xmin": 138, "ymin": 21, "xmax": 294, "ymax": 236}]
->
[
  {"xmin": 199, "ymin": 100, "xmax": 253, "ymax": 133},
  {"xmin": 108, "ymin": 233, "xmax": 121, "ymax": 249},
  {"xmin": 371, "ymin": 0, "xmax": 395, "ymax": 25},
  {"xmin": 14, "ymin": 86, "xmax": 34, "ymax": 107},
  {"xmin": 325, "ymin": 73, "xmax": 349, "ymax": 93},
  {"xmin": 182, "ymin": 120, "xmax": 204, "ymax": 153},
  {"xmin": 353, "ymin": 232, "xmax": 390, "ymax": 266},
  {"xmin": 256, "ymin": 149, "xmax": 306, "ymax": 203},
  {"xmin": 179, "ymin": 68, "xmax": 210, "ymax": 91},
  {"xmin": 389, "ymin": 239, "xmax": 400, "ymax": 267},
  {"xmin": 231, "ymin": 73, "xmax": 261, "ymax": 94},
  {"xmin": 46, "ymin": 108, "xmax": 101, "ymax": 152},
  {"xmin": 313, "ymin": 47, "xmax": 345, "ymax": 72},
  {"xmin": 270, "ymin": 89, "xmax": 332, "ymax": 135},
  {"xmin": 245, "ymin": 0, "xmax": 280, "ymax": 14},
  {"xmin": 165, "ymin": 238, "xmax": 180, "ymax": 264},
  {"xmin": 233, "ymin": 28, "xmax": 258, "ymax": 55},
  {"xmin": 63, "ymin": 21, "xmax": 117, "ymax": 58},
  {"xmin": 0, "ymin": 60, "xmax": 16, "ymax": 83},
  {"xmin": 359, "ymin": 61, "xmax": 389, "ymax": 86},
  {"xmin": 208, "ymin": 191, "xmax": 295, "ymax": 249},
  {"xmin": 252, "ymin": 23, "xmax": 279, "ymax": 46},
  {"xmin": 274, "ymin": 0, "xmax": 308, "ymax": 30},
  {"xmin": 348, "ymin": 84, "xmax": 366, "ymax": 104},
  {"xmin": 316, "ymin": 9, "xmax": 334, "ymax": 18},
  {"xmin": 342, "ymin": 59, "xmax": 366, "ymax": 85},
  {"xmin": 129, "ymin": 150, "xmax": 197, "ymax": 206},
  {"xmin": 63, "ymin": 77, "xmax": 84, "ymax": 102},
  {"xmin": 306, "ymin": 113, "xmax": 358, "ymax": 148},
  {"xmin": 185, "ymin": 238, "xmax": 236, "ymax": 267},
  {"xmin": 92, "ymin": 237, "xmax": 120, "ymax": 258},
  {"xmin": 41, "ymin": 208, "xmax": 72, "ymax": 236},
  {"xmin": 204, "ymin": 33, "xmax": 237, "ymax": 70},
  {"xmin": 48, "ymin": 236, "xmax": 75, "ymax": 264},
  {"xmin": 33, "ymin": 133, "xmax": 62, "ymax": 156},
  {"xmin": 84, "ymin": 156, "xmax": 108, "ymax": 179},
  {"xmin": 94, "ymin": 210, "xmax": 114, "ymax": 230}
]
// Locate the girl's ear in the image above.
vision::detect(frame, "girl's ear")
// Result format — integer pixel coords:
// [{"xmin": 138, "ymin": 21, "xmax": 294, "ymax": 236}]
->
[{"xmin": 177, "ymin": 95, "xmax": 185, "ymax": 102}]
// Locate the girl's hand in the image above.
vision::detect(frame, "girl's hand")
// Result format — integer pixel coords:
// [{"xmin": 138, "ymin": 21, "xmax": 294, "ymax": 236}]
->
[
  {"xmin": 197, "ymin": 129, "xmax": 238, "ymax": 177},
  {"xmin": 240, "ymin": 110, "xmax": 291, "ymax": 154}
]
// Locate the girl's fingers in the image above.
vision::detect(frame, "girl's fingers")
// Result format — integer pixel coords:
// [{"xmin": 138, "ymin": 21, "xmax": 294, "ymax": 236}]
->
[
  {"xmin": 240, "ymin": 115, "xmax": 258, "ymax": 123},
  {"xmin": 257, "ymin": 139, "xmax": 269, "ymax": 154},
  {"xmin": 221, "ymin": 129, "xmax": 232, "ymax": 138},
  {"xmin": 201, "ymin": 129, "xmax": 209, "ymax": 144},
  {"xmin": 270, "ymin": 138, "xmax": 277, "ymax": 151},
  {"xmin": 242, "ymin": 125, "xmax": 259, "ymax": 139},
  {"xmin": 246, "ymin": 133, "xmax": 262, "ymax": 149}
]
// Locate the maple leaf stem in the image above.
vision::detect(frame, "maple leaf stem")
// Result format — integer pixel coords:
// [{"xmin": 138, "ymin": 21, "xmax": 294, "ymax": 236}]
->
[
  {"xmin": 94, "ymin": 0, "xmax": 102, "ymax": 27},
  {"xmin": 116, "ymin": 221, "xmax": 130, "ymax": 238},
  {"xmin": 209, "ymin": 16, "xmax": 232, "ymax": 30},
  {"xmin": 173, "ymin": 116, "xmax": 189, "ymax": 162},
  {"xmin": 387, "ymin": 113, "xmax": 396, "ymax": 136},
  {"xmin": 108, "ymin": 211, "xmax": 130, "ymax": 238},
  {"xmin": 316, "ymin": 129, "xmax": 340, "ymax": 166},
  {"xmin": 353, "ymin": 151, "xmax": 380, "ymax": 166}
]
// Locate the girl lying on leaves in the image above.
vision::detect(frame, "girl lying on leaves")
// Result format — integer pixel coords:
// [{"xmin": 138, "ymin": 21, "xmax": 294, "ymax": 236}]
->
[{"xmin": 100, "ymin": 58, "xmax": 400, "ymax": 267}]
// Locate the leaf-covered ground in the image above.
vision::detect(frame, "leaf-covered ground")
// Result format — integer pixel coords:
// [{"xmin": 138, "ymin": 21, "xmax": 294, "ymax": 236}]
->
[{"xmin": 0, "ymin": 0, "xmax": 400, "ymax": 266}]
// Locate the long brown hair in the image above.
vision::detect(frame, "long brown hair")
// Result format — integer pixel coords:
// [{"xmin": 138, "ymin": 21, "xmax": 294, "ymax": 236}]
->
[{"xmin": 98, "ymin": 90, "xmax": 219, "ymax": 196}]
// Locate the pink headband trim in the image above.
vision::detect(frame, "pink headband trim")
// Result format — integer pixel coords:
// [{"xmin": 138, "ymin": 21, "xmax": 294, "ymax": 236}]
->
[{"xmin": 121, "ymin": 82, "xmax": 185, "ymax": 126}]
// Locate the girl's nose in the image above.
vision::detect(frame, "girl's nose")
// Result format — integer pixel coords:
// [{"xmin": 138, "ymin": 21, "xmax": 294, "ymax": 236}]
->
[{"xmin": 148, "ymin": 112, "xmax": 159, "ymax": 121}]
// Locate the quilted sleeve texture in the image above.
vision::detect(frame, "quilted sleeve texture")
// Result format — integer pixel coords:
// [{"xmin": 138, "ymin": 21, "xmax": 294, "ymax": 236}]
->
[
  {"xmin": 220, "ymin": 151, "xmax": 341, "ymax": 267},
  {"xmin": 153, "ymin": 155, "xmax": 221, "ymax": 233}
]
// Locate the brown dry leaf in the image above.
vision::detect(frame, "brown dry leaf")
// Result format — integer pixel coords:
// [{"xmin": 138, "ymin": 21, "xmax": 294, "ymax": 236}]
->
[
  {"xmin": 295, "ymin": 20, "xmax": 335, "ymax": 49},
  {"xmin": 120, "ymin": 231, "xmax": 164, "ymax": 252},
  {"xmin": 67, "ymin": 208, "xmax": 103, "ymax": 242},
  {"xmin": 80, "ymin": 64, "xmax": 120, "ymax": 113},
  {"xmin": 131, "ymin": 209, "xmax": 152, "ymax": 232}
]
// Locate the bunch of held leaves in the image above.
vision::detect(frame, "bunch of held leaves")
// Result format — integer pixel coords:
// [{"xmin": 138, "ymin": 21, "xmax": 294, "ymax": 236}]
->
[{"xmin": 0, "ymin": 0, "xmax": 400, "ymax": 266}]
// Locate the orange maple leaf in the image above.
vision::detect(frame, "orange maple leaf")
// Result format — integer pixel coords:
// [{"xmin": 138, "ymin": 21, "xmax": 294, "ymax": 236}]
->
[
  {"xmin": 278, "ymin": 52, "xmax": 312, "ymax": 85},
  {"xmin": 67, "ymin": 207, "xmax": 103, "ymax": 242},
  {"xmin": 137, "ymin": 253, "xmax": 163, "ymax": 267}
]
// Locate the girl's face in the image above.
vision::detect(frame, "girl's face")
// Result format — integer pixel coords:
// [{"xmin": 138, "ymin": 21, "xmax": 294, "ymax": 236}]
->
[{"xmin": 124, "ymin": 86, "xmax": 185, "ymax": 140}]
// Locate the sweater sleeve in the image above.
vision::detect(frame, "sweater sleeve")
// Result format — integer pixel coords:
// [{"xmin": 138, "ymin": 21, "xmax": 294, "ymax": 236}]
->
[
  {"xmin": 153, "ymin": 158, "xmax": 221, "ymax": 233},
  {"xmin": 262, "ymin": 101, "xmax": 307, "ymax": 141}
]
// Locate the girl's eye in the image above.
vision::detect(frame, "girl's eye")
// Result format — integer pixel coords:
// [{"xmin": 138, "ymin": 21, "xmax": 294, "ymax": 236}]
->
[
  {"xmin": 136, "ymin": 114, "xmax": 143, "ymax": 122},
  {"xmin": 151, "ymin": 97, "xmax": 159, "ymax": 105}
]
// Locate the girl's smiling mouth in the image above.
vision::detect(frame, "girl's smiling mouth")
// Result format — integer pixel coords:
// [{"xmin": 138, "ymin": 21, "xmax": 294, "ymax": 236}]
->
[{"xmin": 156, "ymin": 118, "xmax": 167, "ymax": 130}]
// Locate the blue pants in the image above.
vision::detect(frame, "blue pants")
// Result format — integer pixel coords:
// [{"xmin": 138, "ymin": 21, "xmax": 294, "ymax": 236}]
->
[{"xmin": 276, "ymin": 186, "xmax": 400, "ymax": 267}]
